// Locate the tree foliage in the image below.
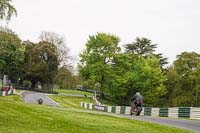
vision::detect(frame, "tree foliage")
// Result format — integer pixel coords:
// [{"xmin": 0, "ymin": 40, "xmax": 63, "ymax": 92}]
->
[
  {"xmin": 23, "ymin": 40, "xmax": 59, "ymax": 90},
  {"xmin": 1, "ymin": 25, "xmax": 200, "ymax": 107},
  {"xmin": 39, "ymin": 31, "xmax": 70, "ymax": 66},
  {"xmin": 109, "ymin": 54, "xmax": 166, "ymax": 106},
  {"xmin": 55, "ymin": 66, "xmax": 79, "ymax": 89},
  {"xmin": 0, "ymin": 0, "xmax": 17, "ymax": 21},
  {"xmin": 79, "ymin": 33, "xmax": 166, "ymax": 106},
  {"xmin": 165, "ymin": 52, "xmax": 200, "ymax": 107},
  {"xmin": 79, "ymin": 33, "xmax": 121, "ymax": 93},
  {"xmin": 0, "ymin": 27, "xmax": 24, "ymax": 83},
  {"xmin": 125, "ymin": 37, "xmax": 168, "ymax": 67}
]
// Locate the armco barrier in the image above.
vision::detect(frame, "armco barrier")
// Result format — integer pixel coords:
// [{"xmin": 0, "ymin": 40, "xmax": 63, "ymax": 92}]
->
[
  {"xmin": 190, "ymin": 107, "xmax": 200, "ymax": 120},
  {"xmin": 80, "ymin": 102, "xmax": 200, "ymax": 120},
  {"xmin": 168, "ymin": 107, "xmax": 178, "ymax": 118},
  {"xmin": 120, "ymin": 106, "xmax": 126, "ymax": 114},
  {"xmin": 107, "ymin": 106, "xmax": 112, "ymax": 112},
  {"xmin": 159, "ymin": 107, "xmax": 168, "ymax": 117},
  {"xmin": 178, "ymin": 107, "xmax": 190, "ymax": 118},
  {"xmin": 111, "ymin": 106, "xmax": 116, "ymax": 113},
  {"xmin": 144, "ymin": 107, "xmax": 151, "ymax": 116},
  {"xmin": 125, "ymin": 106, "xmax": 131, "ymax": 115},
  {"xmin": 151, "ymin": 108, "xmax": 159, "ymax": 117}
]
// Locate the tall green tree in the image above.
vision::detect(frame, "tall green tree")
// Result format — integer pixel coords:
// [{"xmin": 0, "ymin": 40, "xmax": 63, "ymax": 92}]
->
[
  {"xmin": 164, "ymin": 66, "xmax": 179, "ymax": 106},
  {"xmin": 39, "ymin": 32, "xmax": 73, "ymax": 91},
  {"xmin": 0, "ymin": 27, "xmax": 24, "ymax": 84},
  {"xmin": 132, "ymin": 56, "xmax": 166, "ymax": 106},
  {"xmin": 79, "ymin": 34, "xmax": 167, "ymax": 106},
  {"xmin": 166, "ymin": 52, "xmax": 200, "ymax": 106},
  {"xmin": 78, "ymin": 33, "xmax": 121, "ymax": 94},
  {"xmin": 23, "ymin": 41, "xmax": 59, "ymax": 91},
  {"xmin": 125, "ymin": 37, "xmax": 156, "ymax": 56},
  {"xmin": 125, "ymin": 37, "xmax": 168, "ymax": 67},
  {"xmin": 0, "ymin": 0, "xmax": 17, "ymax": 21},
  {"xmin": 112, "ymin": 54, "xmax": 166, "ymax": 106}
]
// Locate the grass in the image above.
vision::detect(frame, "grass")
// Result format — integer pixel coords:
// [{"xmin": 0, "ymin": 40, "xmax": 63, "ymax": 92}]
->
[
  {"xmin": 54, "ymin": 89, "xmax": 113, "ymax": 106},
  {"xmin": 56, "ymin": 89, "xmax": 94, "ymax": 96},
  {"xmin": 0, "ymin": 95, "xmax": 194, "ymax": 133},
  {"xmin": 15, "ymin": 89, "xmax": 22, "ymax": 93},
  {"xmin": 49, "ymin": 95, "xmax": 95, "ymax": 108}
]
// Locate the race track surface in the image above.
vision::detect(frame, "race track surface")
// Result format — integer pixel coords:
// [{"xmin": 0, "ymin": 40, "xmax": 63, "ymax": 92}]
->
[
  {"xmin": 117, "ymin": 114, "xmax": 200, "ymax": 133},
  {"xmin": 21, "ymin": 91, "xmax": 59, "ymax": 106}
]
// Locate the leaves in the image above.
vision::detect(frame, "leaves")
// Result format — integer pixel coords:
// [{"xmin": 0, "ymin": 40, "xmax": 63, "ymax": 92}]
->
[
  {"xmin": 165, "ymin": 52, "xmax": 200, "ymax": 107},
  {"xmin": 79, "ymin": 33, "xmax": 121, "ymax": 92},
  {"xmin": 23, "ymin": 41, "xmax": 59, "ymax": 87},
  {"xmin": 79, "ymin": 34, "xmax": 166, "ymax": 106},
  {"xmin": 124, "ymin": 37, "xmax": 168, "ymax": 67},
  {"xmin": 0, "ymin": 0, "xmax": 17, "ymax": 21},
  {"xmin": 0, "ymin": 27, "xmax": 24, "ymax": 81}
]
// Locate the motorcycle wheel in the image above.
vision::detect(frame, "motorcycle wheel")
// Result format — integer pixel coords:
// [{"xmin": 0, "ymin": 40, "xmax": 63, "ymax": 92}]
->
[
  {"xmin": 130, "ymin": 107, "xmax": 134, "ymax": 115},
  {"xmin": 136, "ymin": 107, "xmax": 142, "ymax": 116}
]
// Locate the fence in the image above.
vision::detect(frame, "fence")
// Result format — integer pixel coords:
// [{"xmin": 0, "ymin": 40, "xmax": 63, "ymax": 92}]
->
[{"xmin": 81, "ymin": 102, "xmax": 200, "ymax": 120}]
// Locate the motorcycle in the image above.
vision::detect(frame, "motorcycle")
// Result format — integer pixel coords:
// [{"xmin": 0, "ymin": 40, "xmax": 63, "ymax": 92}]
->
[{"xmin": 130, "ymin": 99, "xmax": 143, "ymax": 116}]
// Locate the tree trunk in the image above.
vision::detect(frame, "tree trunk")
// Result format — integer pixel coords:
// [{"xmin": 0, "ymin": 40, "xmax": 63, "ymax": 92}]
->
[
  {"xmin": 1, "ymin": 76, "xmax": 3, "ymax": 89},
  {"xmin": 1, "ymin": 71, "xmax": 4, "ymax": 88},
  {"xmin": 31, "ymin": 80, "xmax": 36, "ymax": 90}
]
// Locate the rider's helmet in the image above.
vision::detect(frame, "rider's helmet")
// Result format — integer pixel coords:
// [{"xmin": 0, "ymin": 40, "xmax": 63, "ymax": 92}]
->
[{"xmin": 136, "ymin": 92, "xmax": 140, "ymax": 95}]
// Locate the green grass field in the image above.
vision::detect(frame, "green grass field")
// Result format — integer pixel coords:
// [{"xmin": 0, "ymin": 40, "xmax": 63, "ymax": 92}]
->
[
  {"xmin": 49, "ymin": 95, "xmax": 95, "ymax": 108},
  {"xmin": 0, "ymin": 95, "xmax": 193, "ymax": 133},
  {"xmin": 56, "ymin": 89, "xmax": 94, "ymax": 96}
]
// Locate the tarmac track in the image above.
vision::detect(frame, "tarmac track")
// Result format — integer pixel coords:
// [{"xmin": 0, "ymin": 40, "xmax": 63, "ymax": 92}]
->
[{"xmin": 116, "ymin": 114, "xmax": 200, "ymax": 133}]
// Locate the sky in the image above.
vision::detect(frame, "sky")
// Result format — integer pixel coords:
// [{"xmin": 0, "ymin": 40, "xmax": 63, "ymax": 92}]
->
[{"xmin": 1, "ymin": 0, "xmax": 200, "ymax": 66}]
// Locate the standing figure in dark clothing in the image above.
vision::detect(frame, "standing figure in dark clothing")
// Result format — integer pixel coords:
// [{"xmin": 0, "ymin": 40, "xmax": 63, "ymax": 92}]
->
[{"xmin": 130, "ymin": 92, "xmax": 143, "ymax": 115}]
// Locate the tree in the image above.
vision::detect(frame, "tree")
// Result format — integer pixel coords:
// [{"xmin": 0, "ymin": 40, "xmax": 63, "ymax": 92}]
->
[
  {"xmin": 0, "ymin": 27, "xmax": 24, "ymax": 85},
  {"xmin": 164, "ymin": 66, "xmax": 179, "ymax": 106},
  {"xmin": 166, "ymin": 52, "xmax": 200, "ymax": 106},
  {"xmin": 0, "ymin": 0, "xmax": 17, "ymax": 21},
  {"xmin": 125, "ymin": 37, "xmax": 156, "ymax": 56},
  {"xmin": 79, "ymin": 34, "xmax": 167, "ymax": 106},
  {"xmin": 112, "ymin": 54, "xmax": 167, "ymax": 106},
  {"xmin": 78, "ymin": 32, "xmax": 121, "ymax": 94},
  {"xmin": 134, "ymin": 56, "xmax": 166, "ymax": 106},
  {"xmin": 23, "ymin": 40, "xmax": 59, "ymax": 91},
  {"xmin": 39, "ymin": 31, "xmax": 70, "ymax": 66},
  {"xmin": 55, "ymin": 66, "xmax": 79, "ymax": 89},
  {"xmin": 125, "ymin": 37, "xmax": 168, "ymax": 67}
]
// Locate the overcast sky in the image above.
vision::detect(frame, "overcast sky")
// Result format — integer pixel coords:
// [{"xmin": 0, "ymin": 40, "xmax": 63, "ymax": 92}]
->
[{"xmin": 1, "ymin": 0, "xmax": 200, "ymax": 65}]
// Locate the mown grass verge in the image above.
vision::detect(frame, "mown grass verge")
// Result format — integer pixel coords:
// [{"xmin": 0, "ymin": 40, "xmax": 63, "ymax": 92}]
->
[
  {"xmin": 56, "ymin": 89, "xmax": 94, "ymax": 96},
  {"xmin": 0, "ymin": 95, "xmax": 193, "ymax": 133},
  {"xmin": 49, "ymin": 95, "xmax": 95, "ymax": 108}
]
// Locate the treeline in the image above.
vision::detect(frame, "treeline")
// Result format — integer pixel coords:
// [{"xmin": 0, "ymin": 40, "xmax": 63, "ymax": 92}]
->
[
  {"xmin": 0, "ymin": 27, "xmax": 79, "ymax": 92},
  {"xmin": 0, "ymin": 26, "xmax": 199, "ymax": 107},
  {"xmin": 1, "ymin": 0, "xmax": 199, "ymax": 107},
  {"xmin": 78, "ymin": 33, "xmax": 200, "ymax": 107}
]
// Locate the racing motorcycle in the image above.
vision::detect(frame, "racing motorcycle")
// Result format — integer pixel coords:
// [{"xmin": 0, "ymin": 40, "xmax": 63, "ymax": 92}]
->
[{"xmin": 130, "ymin": 99, "xmax": 143, "ymax": 116}]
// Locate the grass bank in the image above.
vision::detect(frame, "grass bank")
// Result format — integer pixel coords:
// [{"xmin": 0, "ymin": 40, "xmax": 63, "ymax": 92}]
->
[
  {"xmin": 56, "ymin": 89, "xmax": 94, "ymax": 96},
  {"xmin": 0, "ymin": 95, "xmax": 194, "ymax": 133},
  {"xmin": 49, "ymin": 95, "xmax": 95, "ymax": 108}
]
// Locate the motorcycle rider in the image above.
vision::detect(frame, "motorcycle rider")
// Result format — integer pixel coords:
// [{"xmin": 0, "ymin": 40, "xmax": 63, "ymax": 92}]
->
[{"xmin": 131, "ymin": 92, "xmax": 143, "ymax": 114}]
